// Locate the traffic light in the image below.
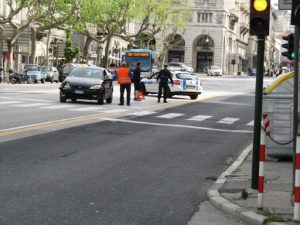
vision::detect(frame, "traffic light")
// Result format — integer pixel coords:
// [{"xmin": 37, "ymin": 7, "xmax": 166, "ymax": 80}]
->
[
  {"xmin": 250, "ymin": 0, "xmax": 271, "ymax": 36},
  {"xmin": 281, "ymin": 34, "xmax": 295, "ymax": 60},
  {"xmin": 291, "ymin": 0, "xmax": 300, "ymax": 25}
]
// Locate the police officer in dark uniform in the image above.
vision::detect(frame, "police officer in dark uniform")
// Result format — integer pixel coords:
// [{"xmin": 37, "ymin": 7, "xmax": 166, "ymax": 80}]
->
[{"xmin": 157, "ymin": 64, "xmax": 173, "ymax": 103}]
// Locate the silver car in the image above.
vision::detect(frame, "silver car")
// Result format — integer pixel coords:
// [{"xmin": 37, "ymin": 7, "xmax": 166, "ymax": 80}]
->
[
  {"xmin": 42, "ymin": 66, "xmax": 59, "ymax": 83},
  {"xmin": 23, "ymin": 64, "xmax": 45, "ymax": 83},
  {"xmin": 207, "ymin": 65, "xmax": 223, "ymax": 76}
]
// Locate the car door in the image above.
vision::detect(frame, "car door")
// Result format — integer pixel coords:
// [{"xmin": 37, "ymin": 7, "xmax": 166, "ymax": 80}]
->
[
  {"xmin": 144, "ymin": 72, "xmax": 159, "ymax": 93},
  {"xmin": 102, "ymin": 69, "xmax": 113, "ymax": 98}
]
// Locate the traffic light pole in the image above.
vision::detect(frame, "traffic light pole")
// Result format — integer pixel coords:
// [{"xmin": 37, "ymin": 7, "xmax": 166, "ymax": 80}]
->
[
  {"xmin": 251, "ymin": 36, "xmax": 266, "ymax": 189},
  {"xmin": 293, "ymin": 25, "xmax": 299, "ymax": 194}
]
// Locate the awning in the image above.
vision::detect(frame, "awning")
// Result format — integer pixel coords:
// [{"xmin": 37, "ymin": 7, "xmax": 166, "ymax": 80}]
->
[{"xmin": 109, "ymin": 55, "xmax": 121, "ymax": 61}]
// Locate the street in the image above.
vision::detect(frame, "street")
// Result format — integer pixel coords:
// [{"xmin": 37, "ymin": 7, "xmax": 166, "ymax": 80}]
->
[{"xmin": 0, "ymin": 76, "xmax": 273, "ymax": 225}]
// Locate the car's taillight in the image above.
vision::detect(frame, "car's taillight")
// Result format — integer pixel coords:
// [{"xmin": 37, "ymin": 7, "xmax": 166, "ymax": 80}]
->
[{"xmin": 173, "ymin": 80, "xmax": 180, "ymax": 85}]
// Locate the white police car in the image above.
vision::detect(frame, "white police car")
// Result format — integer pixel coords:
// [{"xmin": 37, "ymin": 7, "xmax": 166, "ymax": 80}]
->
[{"xmin": 139, "ymin": 71, "xmax": 202, "ymax": 100}]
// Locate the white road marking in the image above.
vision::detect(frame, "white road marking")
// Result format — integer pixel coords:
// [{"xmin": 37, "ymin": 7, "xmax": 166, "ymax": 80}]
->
[
  {"xmin": 217, "ymin": 117, "xmax": 240, "ymax": 124},
  {"xmin": 157, "ymin": 113, "xmax": 184, "ymax": 119},
  {"xmin": 206, "ymin": 101, "xmax": 254, "ymax": 106},
  {"xmin": 0, "ymin": 97, "xmax": 54, "ymax": 103},
  {"xmin": 40, "ymin": 105, "xmax": 76, "ymax": 109},
  {"xmin": 247, "ymin": 120, "xmax": 254, "ymax": 126},
  {"xmin": 102, "ymin": 109, "xmax": 130, "ymax": 113},
  {"xmin": 101, "ymin": 118, "xmax": 252, "ymax": 134},
  {"xmin": 15, "ymin": 103, "xmax": 51, "ymax": 107},
  {"xmin": 129, "ymin": 111, "xmax": 157, "ymax": 116},
  {"xmin": 0, "ymin": 101, "xmax": 21, "ymax": 105},
  {"xmin": 69, "ymin": 106, "xmax": 104, "ymax": 112},
  {"xmin": 187, "ymin": 115, "xmax": 212, "ymax": 122}
]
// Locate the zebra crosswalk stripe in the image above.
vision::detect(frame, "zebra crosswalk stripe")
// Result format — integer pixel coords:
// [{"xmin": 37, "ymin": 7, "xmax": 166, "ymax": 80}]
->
[
  {"xmin": 0, "ymin": 101, "xmax": 21, "ymax": 105},
  {"xmin": 157, "ymin": 113, "xmax": 184, "ymax": 119},
  {"xmin": 129, "ymin": 111, "xmax": 157, "ymax": 116},
  {"xmin": 188, "ymin": 115, "xmax": 212, "ymax": 121},
  {"xmin": 247, "ymin": 120, "xmax": 254, "ymax": 126},
  {"xmin": 40, "ymin": 105, "xmax": 76, "ymax": 109},
  {"xmin": 15, "ymin": 103, "xmax": 51, "ymax": 107},
  {"xmin": 217, "ymin": 117, "xmax": 240, "ymax": 124},
  {"xmin": 69, "ymin": 106, "xmax": 104, "ymax": 112}
]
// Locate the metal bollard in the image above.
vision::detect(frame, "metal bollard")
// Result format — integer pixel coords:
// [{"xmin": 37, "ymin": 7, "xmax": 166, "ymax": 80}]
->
[
  {"xmin": 294, "ymin": 135, "xmax": 300, "ymax": 221},
  {"xmin": 258, "ymin": 127, "xmax": 266, "ymax": 210}
]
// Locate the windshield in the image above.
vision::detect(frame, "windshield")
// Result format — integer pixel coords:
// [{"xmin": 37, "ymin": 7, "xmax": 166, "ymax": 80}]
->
[
  {"xmin": 69, "ymin": 68, "xmax": 104, "ymax": 79},
  {"xmin": 176, "ymin": 73, "xmax": 197, "ymax": 80},
  {"xmin": 211, "ymin": 66, "xmax": 220, "ymax": 70},
  {"xmin": 125, "ymin": 56, "xmax": 151, "ymax": 72},
  {"xmin": 24, "ymin": 65, "xmax": 39, "ymax": 71}
]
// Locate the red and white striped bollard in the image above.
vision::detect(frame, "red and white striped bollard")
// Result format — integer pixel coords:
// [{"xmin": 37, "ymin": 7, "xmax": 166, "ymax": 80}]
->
[
  {"xmin": 294, "ymin": 135, "xmax": 300, "ymax": 221},
  {"xmin": 258, "ymin": 127, "xmax": 266, "ymax": 209}
]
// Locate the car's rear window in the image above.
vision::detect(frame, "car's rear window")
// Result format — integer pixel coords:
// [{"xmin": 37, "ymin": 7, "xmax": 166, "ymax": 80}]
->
[
  {"xmin": 69, "ymin": 68, "xmax": 104, "ymax": 79},
  {"xmin": 176, "ymin": 73, "xmax": 197, "ymax": 80},
  {"xmin": 24, "ymin": 65, "xmax": 39, "ymax": 71}
]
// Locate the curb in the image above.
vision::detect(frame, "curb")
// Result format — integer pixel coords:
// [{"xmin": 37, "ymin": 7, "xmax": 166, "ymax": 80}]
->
[{"xmin": 207, "ymin": 144, "xmax": 288, "ymax": 225}]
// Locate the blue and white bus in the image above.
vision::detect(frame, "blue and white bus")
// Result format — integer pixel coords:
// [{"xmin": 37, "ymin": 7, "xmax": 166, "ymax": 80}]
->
[{"xmin": 124, "ymin": 49, "xmax": 159, "ymax": 78}]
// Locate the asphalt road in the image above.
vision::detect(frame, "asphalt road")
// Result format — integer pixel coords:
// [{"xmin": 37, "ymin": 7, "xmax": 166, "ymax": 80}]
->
[{"xmin": 0, "ymin": 76, "xmax": 273, "ymax": 225}]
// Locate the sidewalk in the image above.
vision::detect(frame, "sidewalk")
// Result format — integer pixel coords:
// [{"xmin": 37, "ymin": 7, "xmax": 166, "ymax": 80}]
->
[{"xmin": 208, "ymin": 145, "xmax": 296, "ymax": 225}]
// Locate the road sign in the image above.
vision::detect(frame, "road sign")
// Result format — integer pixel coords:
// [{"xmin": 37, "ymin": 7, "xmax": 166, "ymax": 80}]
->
[{"xmin": 279, "ymin": 0, "xmax": 292, "ymax": 10}]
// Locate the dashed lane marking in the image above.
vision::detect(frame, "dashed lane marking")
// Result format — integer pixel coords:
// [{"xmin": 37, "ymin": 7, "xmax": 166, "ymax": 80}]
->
[
  {"xmin": 217, "ymin": 117, "xmax": 240, "ymax": 124},
  {"xmin": 101, "ymin": 118, "xmax": 252, "ymax": 134},
  {"xmin": 187, "ymin": 115, "xmax": 212, "ymax": 122},
  {"xmin": 157, "ymin": 113, "xmax": 184, "ymax": 119}
]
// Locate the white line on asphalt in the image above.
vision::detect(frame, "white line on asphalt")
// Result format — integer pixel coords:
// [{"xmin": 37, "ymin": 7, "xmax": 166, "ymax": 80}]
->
[
  {"xmin": 247, "ymin": 120, "xmax": 254, "ymax": 126},
  {"xmin": 187, "ymin": 115, "xmax": 212, "ymax": 122},
  {"xmin": 69, "ymin": 106, "xmax": 104, "ymax": 112},
  {"xmin": 40, "ymin": 105, "xmax": 76, "ymax": 109},
  {"xmin": 128, "ymin": 111, "xmax": 157, "ymax": 116},
  {"xmin": 101, "ymin": 118, "xmax": 252, "ymax": 134},
  {"xmin": 217, "ymin": 117, "xmax": 240, "ymax": 124},
  {"xmin": 0, "ymin": 97, "xmax": 54, "ymax": 103},
  {"xmin": 157, "ymin": 113, "xmax": 184, "ymax": 119},
  {"xmin": 14, "ymin": 103, "xmax": 51, "ymax": 107},
  {"xmin": 0, "ymin": 101, "xmax": 21, "ymax": 105},
  {"xmin": 102, "ymin": 109, "xmax": 130, "ymax": 113}
]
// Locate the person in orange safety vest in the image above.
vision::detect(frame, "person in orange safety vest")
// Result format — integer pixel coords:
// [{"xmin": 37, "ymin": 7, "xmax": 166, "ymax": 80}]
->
[{"xmin": 117, "ymin": 63, "xmax": 132, "ymax": 106}]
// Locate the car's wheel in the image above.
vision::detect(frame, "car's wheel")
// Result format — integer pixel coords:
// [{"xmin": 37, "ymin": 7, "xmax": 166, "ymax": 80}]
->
[
  {"xmin": 41, "ymin": 78, "xmax": 45, "ymax": 84},
  {"xmin": 10, "ymin": 78, "xmax": 17, "ymax": 84},
  {"xmin": 71, "ymin": 98, "xmax": 77, "ymax": 103},
  {"xmin": 190, "ymin": 94, "xmax": 199, "ymax": 100},
  {"xmin": 50, "ymin": 77, "xmax": 53, "ymax": 83},
  {"xmin": 139, "ymin": 83, "xmax": 148, "ymax": 95},
  {"xmin": 97, "ymin": 94, "xmax": 104, "ymax": 105},
  {"xmin": 59, "ymin": 90, "xmax": 67, "ymax": 103},
  {"xmin": 27, "ymin": 78, "xmax": 33, "ymax": 84},
  {"xmin": 56, "ymin": 80, "xmax": 59, "ymax": 83}
]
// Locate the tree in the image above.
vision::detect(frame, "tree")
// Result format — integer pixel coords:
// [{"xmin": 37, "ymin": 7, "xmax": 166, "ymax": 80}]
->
[
  {"xmin": 64, "ymin": 29, "xmax": 79, "ymax": 63},
  {"xmin": 0, "ymin": 0, "xmax": 38, "ymax": 70},
  {"xmin": 29, "ymin": 0, "xmax": 80, "ymax": 64}
]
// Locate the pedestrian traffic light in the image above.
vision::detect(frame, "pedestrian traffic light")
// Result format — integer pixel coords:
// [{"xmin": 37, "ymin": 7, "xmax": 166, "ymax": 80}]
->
[
  {"xmin": 291, "ymin": 0, "xmax": 300, "ymax": 25},
  {"xmin": 281, "ymin": 34, "xmax": 295, "ymax": 60},
  {"xmin": 250, "ymin": 0, "xmax": 271, "ymax": 36}
]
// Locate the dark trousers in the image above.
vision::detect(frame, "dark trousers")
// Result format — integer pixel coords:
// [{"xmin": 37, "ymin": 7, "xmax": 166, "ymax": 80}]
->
[
  {"xmin": 120, "ymin": 84, "xmax": 131, "ymax": 105},
  {"xmin": 158, "ymin": 82, "xmax": 169, "ymax": 100}
]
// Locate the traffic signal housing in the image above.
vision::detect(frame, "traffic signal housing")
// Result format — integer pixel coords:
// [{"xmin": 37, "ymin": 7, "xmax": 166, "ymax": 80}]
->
[
  {"xmin": 281, "ymin": 34, "xmax": 295, "ymax": 60},
  {"xmin": 250, "ymin": 0, "xmax": 271, "ymax": 36},
  {"xmin": 291, "ymin": 0, "xmax": 300, "ymax": 25}
]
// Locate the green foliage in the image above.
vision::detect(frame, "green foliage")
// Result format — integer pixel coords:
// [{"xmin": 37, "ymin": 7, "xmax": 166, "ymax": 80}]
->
[
  {"xmin": 64, "ymin": 29, "xmax": 79, "ymax": 63},
  {"xmin": 262, "ymin": 215, "xmax": 284, "ymax": 225}
]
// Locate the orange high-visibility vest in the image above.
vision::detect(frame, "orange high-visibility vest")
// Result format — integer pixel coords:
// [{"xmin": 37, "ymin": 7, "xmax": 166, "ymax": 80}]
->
[{"xmin": 117, "ymin": 67, "xmax": 131, "ymax": 84}]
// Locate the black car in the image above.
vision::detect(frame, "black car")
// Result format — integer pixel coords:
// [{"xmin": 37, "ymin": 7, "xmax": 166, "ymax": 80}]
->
[{"xmin": 59, "ymin": 66, "xmax": 113, "ymax": 105}]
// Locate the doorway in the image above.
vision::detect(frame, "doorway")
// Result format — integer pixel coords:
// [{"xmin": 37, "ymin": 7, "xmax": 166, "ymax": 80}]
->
[{"xmin": 196, "ymin": 52, "xmax": 213, "ymax": 73}]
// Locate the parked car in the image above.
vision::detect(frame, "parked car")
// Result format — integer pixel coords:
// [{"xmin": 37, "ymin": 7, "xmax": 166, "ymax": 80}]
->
[
  {"xmin": 168, "ymin": 62, "xmax": 194, "ymax": 73},
  {"xmin": 41, "ymin": 66, "xmax": 59, "ymax": 83},
  {"xmin": 207, "ymin": 65, "xmax": 222, "ymax": 76},
  {"xmin": 59, "ymin": 65, "xmax": 113, "ymax": 104},
  {"xmin": 248, "ymin": 68, "xmax": 256, "ymax": 76},
  {"xmin": 23, "ymin": 64, "xmax": 45, "ymax": 83},
  {"xmin": 140, "ymin": 71, "xmax": 202, "ymax": 100}
]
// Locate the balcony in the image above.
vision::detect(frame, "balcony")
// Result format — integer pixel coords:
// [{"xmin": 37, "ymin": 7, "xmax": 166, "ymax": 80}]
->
[{"xmin": 240, "ymin": 22, "xmax": 249, "ymax": 34}]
